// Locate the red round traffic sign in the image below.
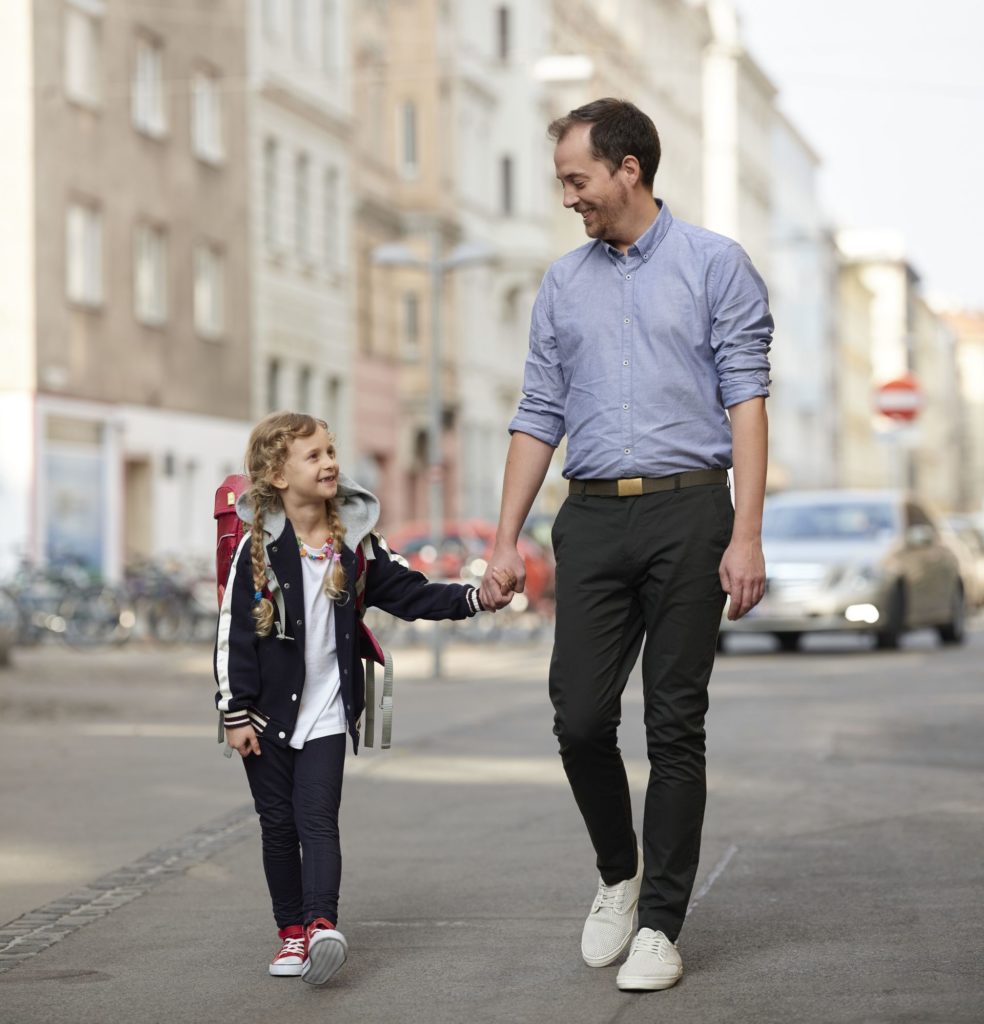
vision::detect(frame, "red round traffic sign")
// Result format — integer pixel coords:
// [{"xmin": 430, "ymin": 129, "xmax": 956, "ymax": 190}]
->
[{"xmin": 875, "ymin": 374, "xmax": 921, "ymax": 422}]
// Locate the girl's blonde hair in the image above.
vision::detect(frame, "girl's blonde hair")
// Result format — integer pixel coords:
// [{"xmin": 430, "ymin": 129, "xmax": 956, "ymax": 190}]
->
[{"xmin": 244, "ymin": 411, "xmax": 348, "ymax": 636}]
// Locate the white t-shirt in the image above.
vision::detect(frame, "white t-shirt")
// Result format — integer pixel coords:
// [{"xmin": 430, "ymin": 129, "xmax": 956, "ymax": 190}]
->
[{"xmin": 289, "ymin": 555, "xmax": 347, "ymax": 748}]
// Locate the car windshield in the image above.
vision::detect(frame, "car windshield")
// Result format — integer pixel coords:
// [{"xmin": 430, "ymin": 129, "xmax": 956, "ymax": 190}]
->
[{"xmin": 763, "ymin": 501, "xmax": 898, "ymax": 541}]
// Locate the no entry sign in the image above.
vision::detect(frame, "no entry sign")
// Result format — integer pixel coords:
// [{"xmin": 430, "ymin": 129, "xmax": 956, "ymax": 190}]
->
[{"xmin": 875, "ymin": 374, "xmax": 922, "ymax": 422}]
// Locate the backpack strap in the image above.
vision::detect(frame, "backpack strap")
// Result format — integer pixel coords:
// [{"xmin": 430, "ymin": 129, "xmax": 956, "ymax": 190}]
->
[{"xmin": 363, "ymin": 646, "xmax": 394, "ymax": 749}]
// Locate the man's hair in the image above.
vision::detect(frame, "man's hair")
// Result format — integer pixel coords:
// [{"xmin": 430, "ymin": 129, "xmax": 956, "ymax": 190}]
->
[{"xmin": 548, "ymin": 98, "xmax": 661, "ymax": 189}]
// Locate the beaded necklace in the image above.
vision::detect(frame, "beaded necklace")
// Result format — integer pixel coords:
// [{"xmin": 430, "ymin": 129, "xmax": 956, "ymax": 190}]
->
[{"xmin": 297, "ymin": 536, "xmax": 335, "ymax": 561}]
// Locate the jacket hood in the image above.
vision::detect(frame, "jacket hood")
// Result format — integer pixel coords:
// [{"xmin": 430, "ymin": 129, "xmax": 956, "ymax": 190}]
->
[{"xmin": 235, "ymin": 471, "xmax": 381, "ymax": 549}]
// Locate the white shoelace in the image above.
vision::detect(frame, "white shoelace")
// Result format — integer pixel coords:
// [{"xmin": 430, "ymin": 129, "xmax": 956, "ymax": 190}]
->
[
  {"xmin": 276, "ymin": 936, "xmax": 306, "ymax": 960},
  {"xmin": 631, "ymin": 929, "xmax": 670, "ymax": 958},
  {"xmin": 592, "ymin": 879, "xmax": 626, "ymax": 913}
]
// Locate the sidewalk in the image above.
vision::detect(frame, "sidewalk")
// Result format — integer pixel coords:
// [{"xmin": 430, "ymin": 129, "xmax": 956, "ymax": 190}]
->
[{"xmin": 1, "ymin": 633, "xmax": 983, "ymax": 1023}]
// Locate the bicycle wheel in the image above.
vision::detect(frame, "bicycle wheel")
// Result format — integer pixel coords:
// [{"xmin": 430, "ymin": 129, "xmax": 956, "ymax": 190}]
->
[{"xmin": 58, "ymin": 586, "xmax": 135, "ymax": 647}]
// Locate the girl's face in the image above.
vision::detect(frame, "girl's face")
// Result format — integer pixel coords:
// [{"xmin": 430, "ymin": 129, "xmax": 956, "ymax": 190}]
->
[{"xmin": 271, "ymin": 425, "xmax": 339, "ymax": 503}]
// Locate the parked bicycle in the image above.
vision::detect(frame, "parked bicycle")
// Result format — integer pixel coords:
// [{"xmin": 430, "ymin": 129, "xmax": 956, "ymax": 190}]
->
[{"xmin": 1, "ymin": 557, "xmax": 135, "ymax": 648}]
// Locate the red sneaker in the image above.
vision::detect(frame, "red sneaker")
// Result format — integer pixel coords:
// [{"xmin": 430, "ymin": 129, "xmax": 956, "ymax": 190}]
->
[
  {"xmin": 302, "ymin": 918, "xmax": 348, "ymax": 986},
  {"xmin": 269, "ymin": 924, "xmax": 307, "ymax": 977}
]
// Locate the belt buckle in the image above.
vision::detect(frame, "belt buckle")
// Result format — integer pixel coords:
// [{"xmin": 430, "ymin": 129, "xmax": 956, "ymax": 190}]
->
[{"xmin": 617, "ymin": 477, "xmax": 643, "ymax": 497}]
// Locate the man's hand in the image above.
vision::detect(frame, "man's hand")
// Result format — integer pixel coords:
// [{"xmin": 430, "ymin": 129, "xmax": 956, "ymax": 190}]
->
[
  {"xmin": 719, "ymin": 537, "xmax": 766, "ymax": 620},
  {"xmin": 226, "ymin": 723, "xmax": 261, "ymax": 758},
  {"xmin": 480, "ymin": 544, "xmax": 526, "ymax": 611}
]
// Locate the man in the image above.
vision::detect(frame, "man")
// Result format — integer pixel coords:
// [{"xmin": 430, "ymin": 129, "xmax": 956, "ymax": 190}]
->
[{"xmin": 480, "ymin": 99, "xmax": 772, "ymax": 992}]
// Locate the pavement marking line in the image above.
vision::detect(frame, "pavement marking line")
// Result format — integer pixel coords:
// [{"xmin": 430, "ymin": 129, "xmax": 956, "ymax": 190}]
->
[
  {"xmin": 0, "ymin": 803, "xmax": 256, "ymax": 975},
  {"xmin": 685, "ymin": 842, "xmax": 738, "ymax": 919}
]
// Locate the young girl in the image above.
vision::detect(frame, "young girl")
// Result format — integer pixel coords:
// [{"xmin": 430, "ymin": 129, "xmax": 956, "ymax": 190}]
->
[{"xmin": 214, "ymin": 411, "xmax": 509, "ymax": 985}]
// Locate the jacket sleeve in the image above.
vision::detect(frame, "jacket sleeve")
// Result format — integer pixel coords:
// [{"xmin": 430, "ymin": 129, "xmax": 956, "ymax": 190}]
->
[
  {"xmin": 213, "ymin": 535, "xmax": 262, "ymax": 729},
  {"xmin": 365, "ymin": 533, "xmax": 483, "ymax": 621}
]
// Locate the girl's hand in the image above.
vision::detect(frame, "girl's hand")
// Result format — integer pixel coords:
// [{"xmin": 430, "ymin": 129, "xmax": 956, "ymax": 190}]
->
[
  {"xmin": 491, "ymin": 567, "xmax": 517, "ymax": 598},
  {"xmin": 226, "ymin": 724, "xmax": 261, "ymax": 758}
]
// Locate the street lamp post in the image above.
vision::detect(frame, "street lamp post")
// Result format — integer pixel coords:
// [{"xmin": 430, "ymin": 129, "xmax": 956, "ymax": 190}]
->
[{"xmin": 372, "ymin": 234, "xmax": 495, "ymax": 678}]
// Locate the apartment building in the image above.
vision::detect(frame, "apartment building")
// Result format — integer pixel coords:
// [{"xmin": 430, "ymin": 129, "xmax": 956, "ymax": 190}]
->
[
  {"xmin": 941, "ymin": 310, "xmax": 984, "ymax": 513},
  {"xmin": 0, "ymin": 0, "xmax": 251, "ymax": 579},
  {"xmin": 768, "ymin": 111, "xmax": 838, "ymax": 490},
  {"xmin": 250, "ymin": 0, "xmax": 354, "ymax": 467},
  {"xmin": 837, "ymin": 230, "xmax": 963, "ymax": 507},
  {"xmin": 702, "ymin": 0, "xmax": 775, "ymax": 276}
]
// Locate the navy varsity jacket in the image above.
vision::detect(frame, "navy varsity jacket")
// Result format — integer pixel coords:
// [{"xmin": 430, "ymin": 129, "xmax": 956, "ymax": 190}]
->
[{"xmin": 213, "ymin": 473, "xmax": 482, "ymax": 754}]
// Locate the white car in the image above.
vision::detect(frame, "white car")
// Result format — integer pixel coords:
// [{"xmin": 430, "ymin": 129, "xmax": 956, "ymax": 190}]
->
[{"xmin": 720, "ymin": 490, "xmax": 965, "ymax": 652}]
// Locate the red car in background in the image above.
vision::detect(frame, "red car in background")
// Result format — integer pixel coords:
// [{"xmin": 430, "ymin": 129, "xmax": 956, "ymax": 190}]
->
[{"xmin": 383, "ymin": 519, "xmax": 555, "ymax": 615}]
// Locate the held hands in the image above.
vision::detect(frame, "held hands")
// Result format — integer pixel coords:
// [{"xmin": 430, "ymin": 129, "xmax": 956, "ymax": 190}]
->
[
  {"xmin": 719, "ymin": 536, "xmax": 766, "ymax": 621},
  {"xmin": 226, "ymin": 723, "xmax": 261, "ymax": 758},
  {"xmin": 480, "ymin": 545, "xmax": 525, "ymax": 611}
]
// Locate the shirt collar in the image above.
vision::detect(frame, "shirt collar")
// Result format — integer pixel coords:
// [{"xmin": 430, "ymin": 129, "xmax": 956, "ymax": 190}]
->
[{"xmin": 603, "ymin": 199, "xmax": 672, "ymax": 262}]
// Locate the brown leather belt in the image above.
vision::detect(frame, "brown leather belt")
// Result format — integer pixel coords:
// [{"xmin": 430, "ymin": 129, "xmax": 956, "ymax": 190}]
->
[{"xmin": 568, "ymin": 468, "xmax": 728, "ymax": 497}]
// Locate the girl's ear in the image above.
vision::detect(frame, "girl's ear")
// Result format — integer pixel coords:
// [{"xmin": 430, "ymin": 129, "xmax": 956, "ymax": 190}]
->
[{"xmin": 269, "ymin": 469, "xmax": 287, "ymax": 491}]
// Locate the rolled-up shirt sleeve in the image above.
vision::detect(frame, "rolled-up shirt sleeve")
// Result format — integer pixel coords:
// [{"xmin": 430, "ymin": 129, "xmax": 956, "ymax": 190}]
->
[
  {"xmin": 508, "ymin": 272, "xmax": 566, "ymax": 446},
  {"xmin": 709, "ymin": 243, "xmax": 774, "ymax": 409}
]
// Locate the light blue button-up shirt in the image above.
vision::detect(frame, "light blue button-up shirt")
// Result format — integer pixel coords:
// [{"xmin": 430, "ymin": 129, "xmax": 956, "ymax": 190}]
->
[{"xmin": 509, "ymin": 202, "xmax": 774, "ymax": 479}]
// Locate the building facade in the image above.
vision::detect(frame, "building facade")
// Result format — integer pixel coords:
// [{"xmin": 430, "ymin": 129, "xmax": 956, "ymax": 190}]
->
[
  {"xmin": 249, "ymin": 0, "xmax": 354, "ymax": 462},
  {"xmin": 0, "ymin": 0, "xmax": 252, "ymax": 579}
]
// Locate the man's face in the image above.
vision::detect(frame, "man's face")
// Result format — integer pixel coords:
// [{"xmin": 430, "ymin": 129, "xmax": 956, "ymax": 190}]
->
[{"xmin": 554, "ymin": 123, "xmax": 630, "ymax": 240}]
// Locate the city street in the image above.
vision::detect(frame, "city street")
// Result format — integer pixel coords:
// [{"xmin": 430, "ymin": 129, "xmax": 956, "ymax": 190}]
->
[{"xmin": 0, "ymin": 623, "xmax": 982, "ymax": 1023}]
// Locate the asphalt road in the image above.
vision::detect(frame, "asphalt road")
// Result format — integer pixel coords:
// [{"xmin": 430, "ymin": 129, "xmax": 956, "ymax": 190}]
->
[{"xmin": 0, "ymin": 622, "xmax": 982, "ymax": 1023}]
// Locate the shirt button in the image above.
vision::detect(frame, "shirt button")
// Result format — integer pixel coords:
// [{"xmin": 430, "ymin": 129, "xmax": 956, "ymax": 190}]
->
[
  {"xmin": 296, "ymin": 619, "xmax": 303, "ymax": 626},
  {"xmin": 643, "ymin": 254, "xmax": 649, "ymax": 261},
  {"xmin": 283, "ymin": 582, "xmax": 290, "ymax": 590},
  {"xmin": 291, "ymin": 694, "xmax": 297, "ymax": 701},
  {"xmin": 623, "ymin": 360, "xmax": 629, "ymax": 366},
  {"xmin": 623, "ymin": 404, "xmax": 629, "ymax": 410},
  {"xmin": 278, "ymin": 731, "xmax": 286, "ymax": 739},
  {"xmin": 271, "ymin": 546, "xmax": 278, "ymax": 553},
  {"xmin": 623, "ymin": 317, "xmax": 630, "ymax": 324},
  {"xmin": 343, "ymin": 668, "xmax": 348, "ymax": 675},
  {"xmin": 345, "ymin": 633, "xmax": 350, "ymax": 640},
  {"xmin": 624, "ymin": 448, "xmax": 631, "ymax": 454},
  {"xmin": 625, "ymin": 274, "xmax": 631, "ymax": 280}
]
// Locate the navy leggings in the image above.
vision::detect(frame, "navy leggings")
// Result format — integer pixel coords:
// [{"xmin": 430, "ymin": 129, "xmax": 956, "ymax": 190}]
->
[{"xmin": 242, "ymin": 732, "xmax": 346, "ymax": 929}]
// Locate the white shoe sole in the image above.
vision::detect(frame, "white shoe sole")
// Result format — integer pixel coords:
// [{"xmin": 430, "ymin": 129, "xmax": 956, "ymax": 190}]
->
[
  {"xmin": 582, "ymin": 920, "xmax": 637, "ymax": 968},
  {"xmin": 616, "ymin": 967, "xmax": 683, "ymax": 991},
  {"xmin": 268, "ymin": 962, "xmax": 304, "ymax": 977},
  {"xmin": 302, "ymin": 931, "xmax": 348, "ymax": 986}
]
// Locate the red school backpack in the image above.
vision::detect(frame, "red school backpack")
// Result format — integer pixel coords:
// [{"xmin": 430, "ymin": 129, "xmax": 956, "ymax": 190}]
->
[
  {"xmin": 214, "ymin": 474, "xmax": 250, "ymax": 608},
  {"xmin": 212, "ymin": 474, "xmax": 392, "ymax": 747}
]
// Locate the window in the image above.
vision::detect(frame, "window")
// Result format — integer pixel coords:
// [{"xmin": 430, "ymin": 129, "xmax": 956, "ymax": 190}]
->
[
  {"xmin": 66, "ymin": 201, "xmax": 103, "ymax": 307},
  {"xmin": 500, "ymin": 154, "xmax": 514, "ymax": 216},
  {"xmin": 263, "ymin": 138, "xmax": 279, "ymax": 249},
  {"xmin": 292, "ymin": 0, "xmax": 313, "ymax": 61},
  {"xmin": 132, "ymin": 35, "xmax": 166, "ymax": 137},
  {"xmin": 295, "ymin": 152, "xmax": 310, "ymax": 260},
  {"xmin": 64, "ymin": 4, "xmax": 102, "ymax": 107},
  {"xmin": 322, "ymin": 166, "xmax": 339, "ymax": 267},
  {"xmin": 191, "ymin": 69, "xmax": 223, "ymax": 164},
  {"xmin": 297, "ymin": 365, "xmax": 312, "ymax": 411},
  {"xmin": 321, "ymin": 0, "xmax": 339, "ymax": 74},
  {"xmin": 134, "ymin": 223, "xmax": 167, "ymax": 325},
  {"xmin": 495, "ymin": 6, "xmax": 510, "ymax": 62},
  {"xmin": 263, "ymin": 0, "xmax": 282, "ymax": 38},
  {"xmin": 193, "ymin": 243, "xmax": 225, "ymax": 338},
  {"xmin": 266, "ymin": 358, "xmax": 281, "ymax": 412},
  {"xmin": 324, "ymin": 376, "xmax": 341, "ymax": 428},
  {"xmin": 401, "ymin": 101, "xmax": 418, "ymax": 178},
  {"xmin": 403, "ymin": 293, "xmax": 420, "ymax": 360}
]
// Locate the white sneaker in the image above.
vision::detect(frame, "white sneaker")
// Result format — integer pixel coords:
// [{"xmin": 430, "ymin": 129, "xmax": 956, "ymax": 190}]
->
[
  {"xmin": 580, "ymin": 848, "xmax": 643, "ymax": 967},
  {"xmin": 616, "ymin": 928, "xmax": 683, "ymax": 991}
]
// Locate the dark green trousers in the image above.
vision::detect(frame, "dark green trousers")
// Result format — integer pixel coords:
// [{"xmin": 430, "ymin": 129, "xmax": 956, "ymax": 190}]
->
[{"xmin": 549, "ymin": 481, "xmax": 733, "ymax": 941}]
